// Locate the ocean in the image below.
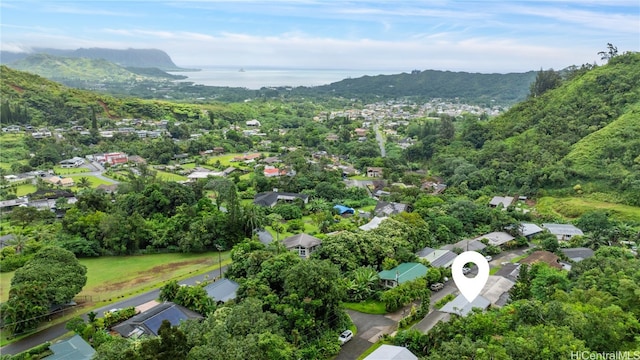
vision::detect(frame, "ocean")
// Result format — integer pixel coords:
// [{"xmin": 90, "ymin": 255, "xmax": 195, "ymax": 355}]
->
[{"xmin": 168, "ymin": 67, "xmax": 404, "ymax": 89}]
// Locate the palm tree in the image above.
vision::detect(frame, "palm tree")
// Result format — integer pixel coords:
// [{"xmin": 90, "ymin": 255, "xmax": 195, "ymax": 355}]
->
[
  {"xmin": 7, "ymin": 234, "xmax": 28, "ymax": 255},
  {"xmin": 77, "ymin": 176, "xmax": 91, "ymax": 189}
]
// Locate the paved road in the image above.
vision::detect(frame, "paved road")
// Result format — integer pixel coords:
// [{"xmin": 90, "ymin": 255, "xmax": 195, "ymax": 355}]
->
[
  {"xmin": 0, "ymin": 266, "xmax": 228, "ymax": 356},
  {"xmin": 373, "ymin": 123, "xmax": 386, "ymax": 157},
  {"xmin": 336, "ymin": 309, "xmax": 400, "ymax": 360}
]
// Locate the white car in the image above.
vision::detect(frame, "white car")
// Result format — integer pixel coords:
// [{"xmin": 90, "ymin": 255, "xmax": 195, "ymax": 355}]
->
[
  {"xmin": 339, "ymin": 330, "xmax": 353, "ymax": 345},
  {"xmin": 462, "ymin": 266, "xmax": 471, "ymax": 275},
  {"xmin": 485, "ymin": 255, "xmax": 493, "ymax": 262}
]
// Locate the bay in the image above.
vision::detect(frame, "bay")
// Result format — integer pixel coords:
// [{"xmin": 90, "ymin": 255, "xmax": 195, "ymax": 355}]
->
[{"xmin": 168, "ymin": 67, "xmax": 404, "ymax": 89}]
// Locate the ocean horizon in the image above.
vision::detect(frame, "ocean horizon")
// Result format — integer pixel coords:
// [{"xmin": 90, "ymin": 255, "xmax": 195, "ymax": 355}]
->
[{"xmin": 168, "ymin": 67, "xmax": 406, "ymax": 90}]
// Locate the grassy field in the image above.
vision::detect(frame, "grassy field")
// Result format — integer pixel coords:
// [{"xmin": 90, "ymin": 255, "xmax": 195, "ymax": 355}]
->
[
  {"xmin": 53, "ymin": 166, "xmax": 90, "ymax": 175},
  {"xmin": 0, "ymin": 251, "xmax": 230, "ymax": 303},
  {"xmin": 342, "ymin": 300, "xmax": 387, "ymax": 314},
  {"xmin": 155, "ymin": 170, "xmax": 188, "ymax": 182},
  {"xmin": 14, "ymin": 183, "xmax": 37, "ymax": 196},
  {"xmin": 205, "ymin": 153, "xmax": 246, "ymax": 167},
  {"xmin": 68, "ymin": 174, "xmax": 115, "ymax": 189},
  {"xmin": 536, "ymin": 196, "xmax": 640, "ymax": 223}
]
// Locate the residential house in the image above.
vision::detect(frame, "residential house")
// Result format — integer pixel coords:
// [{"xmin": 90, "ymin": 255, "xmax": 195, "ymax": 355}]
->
[
  {"xmin": 561, "ymin": 247, "xmax": 595, "ymax": 262},
  {"xmin": 283, "ymin": 233, "xmax": 322, "ymax": 259},
  {"xmin": 366, "ymin": 167, "xmax": 383, "ymax": 178},
  {"xmin": 422, "ymin": 181, "xmax": 447, "ymax": 194},
  {"xmin": 203, "ymin": 279, "xmax": 239, "ymax": 303},
  {"xmin": 374, "ymin": 201, "xmax": 411, "ymax": 217},
  {"xmin": 59, "ymin": 157, "xmax": 85, "ymax": 168},
  {"xmin": 2, "ymin": 125, "xmax": 21, "ymax": 132},
  {"xmin": 363, "ymin": 345, "xmax": 418, "ymax": 360},
  {"xmin": 439, "ymin": 294, "xmax": 491, "ymax": 316},
  {"xmin": 262, "ymin": 156, "xmax": 280, "ymax": 165},
  {"xmin": 213, "ymin": 147, "xmax": 225, "ymax": 154},
  {"xmin": 333, "ymin": 205, "xmax": 355, "ymax": 215},
  {"xmin": 45, "ymin": 334, "xmax": 95, "ymax": 360},
  {"xmin": 128, "ymin": 155, "xmax": 147, "ymax": 165},
  {"xmin": 232, "ymin": 153, "xmax": 262, "ymax": 162},
  {"xmin": 354, "ymin": 128, "xmax": 368, "ymax": 137},
  {"xmin": 379, "ymin": 262, "xmax": 428, "ymax": 288},
  {"xmin": 246, "ymin": 119, "xmax": 261, "ymax": 126},
  {"xmin": 359, "ymin": 216, "xmax": 388, "ymax": 231},
  {"xmin": 263, "ymin": 166, "xmax": 286, "ymax": 178},
  {"xmin": 520, "ymin": 250, "xmax": 563, "ymax": 270},
  {"xmin": 542, "ymin": 223, "xmax": 584, "ymax": 241},
  {"xmin": 473, "ymin": 232, "xmax": 515, "ymax": 247},
  {"xmin": 481, "ymin": 275, "xmax": 516, "ymax": 307},
  {"xmin": 517, "ymin": 223, "xmax": 544, "ymax": 239},
  {"xmin": 489, "ymin": 196, "xmax": 514, "ymax": 209},
  {"xmin": 417, "ymin": 247, "xmax": 457, "ymax": 268},
  {"xmin": 45, "ymin": 176, "xmax": 74, "ymax": 187},
  {"xmin": 112, "ymin": 302, "xmax": 203, "ymax": 338},
  {"xmin": 441, "ymin": 239, "xmax": 486, "ymax": 253},
  {"xmin": 187, "ymin": 170, "xmax": 225, "ymax": 181},
  {"xmin": 253, "ymin": 191, "xmax": 309, "ymax": 207}
]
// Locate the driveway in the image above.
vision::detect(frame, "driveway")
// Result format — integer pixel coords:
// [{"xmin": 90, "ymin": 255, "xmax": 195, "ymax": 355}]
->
[{"xmin": 335, "ymin": 309, "xmax": 398, "ymax": 360}]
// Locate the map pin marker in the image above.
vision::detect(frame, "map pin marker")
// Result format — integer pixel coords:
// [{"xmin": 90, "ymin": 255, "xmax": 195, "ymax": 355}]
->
[{"xmin": 452, "ymin": 251, "xmax": 489, "ymax": 303}]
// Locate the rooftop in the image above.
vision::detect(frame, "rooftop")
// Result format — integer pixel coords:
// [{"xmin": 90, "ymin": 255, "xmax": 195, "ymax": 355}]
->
[{"xmin": 378, "ymin": 262, "xmax": 428, "ymax": 284}]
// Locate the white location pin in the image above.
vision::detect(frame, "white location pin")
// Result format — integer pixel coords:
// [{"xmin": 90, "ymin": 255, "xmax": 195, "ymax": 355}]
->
[{"xmin": 451, "ymin": 251, "xmax": 489, "ymax": 303}]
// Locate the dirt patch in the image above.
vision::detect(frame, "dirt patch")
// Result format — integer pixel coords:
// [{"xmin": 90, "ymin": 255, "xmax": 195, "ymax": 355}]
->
[
  {"xmin": 10, "ymin": 84, "xmax": 24, "ymax": 93},
  {"xmin": 97, "ymin": 100, "xmax": 117, "ymax": 119},
  {"xmin": 93, "ymin": 257, "xmax": 213, "ymax": 293}
]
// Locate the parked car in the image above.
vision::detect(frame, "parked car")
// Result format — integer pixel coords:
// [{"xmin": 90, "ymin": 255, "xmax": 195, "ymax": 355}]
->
[
  {"xmin": 462, "ymin": 266, "xmax": 471, "ymax": 275},
  {"xmin": 339, "ymin": 330, "xmax": 353, "ymax": 345},
  {"xmin": 430, "ymin": 282, "xmax": 444, "ymax": 291},
  {"xmin": 485, "ymin": 255, "xmax": 493, "ymax": 262}
]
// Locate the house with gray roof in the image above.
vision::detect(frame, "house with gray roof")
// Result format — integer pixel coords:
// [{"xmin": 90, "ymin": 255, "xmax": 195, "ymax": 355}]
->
[
  {"xmin": 441, "ymin": 239, "xmax": 486, "ymax": 252},
  {"xmin": 283, "ymin": 233, "xmax": 322, "ymax": 258},
  {"xmin": 203, "ymin": 278, "xmax": 239, "ymax": 303},
  {"xmin": 439, "ymin": 294, "xmax": 491, "ymax": 317},
  {"xmin": 363, "ymin": 345, "xmax": 418, "ymax": 360},
  {"xmin": 561, "ymin": 247, "xmax": 595, "ymax": 262},
  {"xmin": 373, "ymin": 201, "xmax": 411, "ymax": 217},
  {"xmin": 253, "ymin": 192, "xmax": 309, "ymax": 208},
  {"xmin": 542, "ymin": 223, "xmax": 584, "ymax": 241},
  {"xmin": 359, "ymin": 216, "xmax": 388, "ymax": 231},
  {"xmin": 417, "ymin": 248, "xmax": 456, "ymax": 268},
  {"xmin": 518, "ymin": 222, "xmax": 544, "ymax": 239},
  {"xmin": 473, "ymin": 231, "xmax": 514, "ymax": 247},
  {"xmin": 489, "ymin": 196, "xmax": 514, "ymax": 209},
  {"xmin": 45, "ymin": 334, "xmax": 95, "ymax": 360},
  {"xmin": 112, "ymin": 302, "xmax": 202, "ymax": 338}
]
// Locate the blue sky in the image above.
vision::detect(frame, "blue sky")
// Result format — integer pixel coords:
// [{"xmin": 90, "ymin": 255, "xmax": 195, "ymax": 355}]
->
[{"xmin": 1, "ymin": 1, "xmax": 638, "ymax": 72}]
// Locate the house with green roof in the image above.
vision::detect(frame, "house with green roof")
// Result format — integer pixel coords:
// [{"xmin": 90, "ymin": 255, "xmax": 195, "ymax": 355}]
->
[{"xmin": 378, "ymin": 262, "xmax": 428, "ymax": 288}]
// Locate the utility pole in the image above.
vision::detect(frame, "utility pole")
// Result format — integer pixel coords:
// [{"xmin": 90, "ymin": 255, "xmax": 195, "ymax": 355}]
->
[{"xmin": 215, "ymin": 244, "xmax": 223, "ymax": 279}]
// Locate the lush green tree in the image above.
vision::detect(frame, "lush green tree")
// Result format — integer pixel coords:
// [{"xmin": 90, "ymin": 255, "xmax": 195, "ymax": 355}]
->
[{"xmin": 11, "ymin": 246, "xmax": 87, "ymax": 305}]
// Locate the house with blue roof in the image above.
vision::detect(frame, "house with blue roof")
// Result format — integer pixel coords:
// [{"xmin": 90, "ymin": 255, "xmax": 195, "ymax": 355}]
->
[
  {"xmin": 203, "ymin": 278, "xmax": 239, "ymax": 303},
  {"xmin": 112, "ymin": 302, "xmax": 203, "ymax": 338},
  {"xmin": 45, "ymin": 335, "xmax": 95, "ymax": 360},
  {"xmin": 333, "ymin": 204, "xmax": 355, "ymax": 215}
]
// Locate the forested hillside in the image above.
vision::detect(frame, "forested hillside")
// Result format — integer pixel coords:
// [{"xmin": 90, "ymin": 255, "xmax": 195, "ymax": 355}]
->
[
  {"xmin": 8, "ymin": 54, "xmax": 187, "ymax": 83},
  {"xmin": 1, "ymin": 48, "xmax": 183, "ymax": 70},
  {"xmin": 428, "ymin": 52, "xmax": 640, "ymax": 204},
  {"xmin": 293, "ymin": 69, "xmax": 537, "ymax": 105}
]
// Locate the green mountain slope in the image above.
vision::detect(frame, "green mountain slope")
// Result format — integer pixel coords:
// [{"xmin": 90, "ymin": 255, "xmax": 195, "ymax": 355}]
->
[
  {"xmin": 565, "ymin": 104, "xmax": 640, "ymax": 179},
  {"xmin": 9, "ymin": 54, "xmax": 140, "ymax": 82},
  {"xmin": 292, "ymin": 69, "xmax": 537, "ymax": 105},
  {"xmin": 433, "ymin": 52, "xmax": 640, "ymax": 203}
]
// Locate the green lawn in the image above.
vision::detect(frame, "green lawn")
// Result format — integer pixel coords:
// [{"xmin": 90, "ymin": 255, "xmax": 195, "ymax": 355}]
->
[
  {"xmin": 536, "ymin": 196, "xmax": 640, "ymax": 223},
  {"xmin": 53, "ymin": 166, "xmax": 90, "ymax": 175},
  {"xmin": 68, "ymin": 175, "xmax": 115, "ymax": 190},
  {"xmin": 205, "ymin": 153, "xmax": 247, "ymax": 167},
  {"xmin": 342, "ymin": 300, "xmax": 387, "ymax": 314},
  {"xmin": 1, "ymin": 251, "xmax": 230, "ymax": 303},
  {"xmin": 15, "ymin": 183, "xmax": 37, "ymax": 196},
  {"xmin": 155, "ymin": 170, "xmax": 188, "ymax": 182}
]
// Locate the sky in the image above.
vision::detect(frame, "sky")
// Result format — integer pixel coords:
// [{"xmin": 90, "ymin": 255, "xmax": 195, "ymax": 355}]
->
[{"xmin": 1, "ymin": 1, "xmax": 639, "ymax": 73}]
